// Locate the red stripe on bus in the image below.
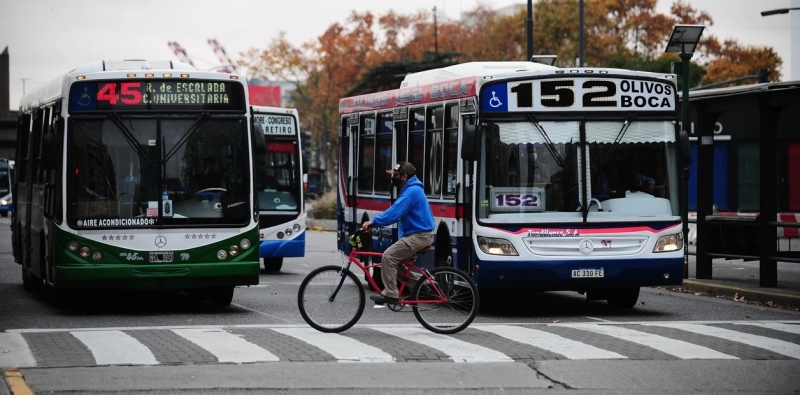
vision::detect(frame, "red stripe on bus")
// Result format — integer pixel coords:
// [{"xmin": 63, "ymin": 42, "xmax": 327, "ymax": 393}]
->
[
  {"xmin": 779, "ymin": 213, "xmax": 800, "ymax": 238},
  {"xmin": 342, "ymin": 197, "xmax": 461, "ymax": 219},
  {"xmin": 339, "ymin": 76, "xmax": 477, "ymax": 114}
]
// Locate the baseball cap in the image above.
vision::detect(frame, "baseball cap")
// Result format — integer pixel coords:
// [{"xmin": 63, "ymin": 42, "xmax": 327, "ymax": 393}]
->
[{"xmin": 386, "ymin": 161, "xmax": 416, "ymax": 176}]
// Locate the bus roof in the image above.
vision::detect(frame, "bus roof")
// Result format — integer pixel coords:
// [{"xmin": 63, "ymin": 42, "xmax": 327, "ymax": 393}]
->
[{"xmin": 400, "ymin": 61, "xmax": 557, "ymax": 87}]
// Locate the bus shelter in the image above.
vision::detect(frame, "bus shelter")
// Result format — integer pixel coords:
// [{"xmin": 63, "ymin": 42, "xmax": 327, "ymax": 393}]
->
[{"xmin": 687, "ymin": 81, "xmax": 800, "ymax": 287}]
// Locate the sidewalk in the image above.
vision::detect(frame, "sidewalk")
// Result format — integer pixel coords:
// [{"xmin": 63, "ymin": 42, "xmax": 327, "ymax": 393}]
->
[{"xmin": 678, "ymin": 245, "xmax": 800, "ymax": 310}]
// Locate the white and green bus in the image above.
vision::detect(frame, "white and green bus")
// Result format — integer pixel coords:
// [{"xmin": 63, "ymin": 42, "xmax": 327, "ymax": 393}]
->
[{"xmin": 13, "ymin": 60, "xmax": 266, "ymax": 306}]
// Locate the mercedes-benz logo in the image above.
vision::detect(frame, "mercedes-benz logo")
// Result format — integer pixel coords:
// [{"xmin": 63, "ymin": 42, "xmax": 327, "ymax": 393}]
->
[
  {"xmin": 579, "ymin": 239, "xmax": 594, "ymax": 255},
  {"xmin": 155, "ymin": 236, "xmax": 167, "ymax": 248}
]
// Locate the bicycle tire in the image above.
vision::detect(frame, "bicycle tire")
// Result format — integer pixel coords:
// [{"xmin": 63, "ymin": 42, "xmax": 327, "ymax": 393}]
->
[
  {"xmin": 412, "ymin": 267, "xmax": 479, "ymax": 334},
  {"xmin": 298, "ymin": 265, "xmax": 365, "ymax": 333}
]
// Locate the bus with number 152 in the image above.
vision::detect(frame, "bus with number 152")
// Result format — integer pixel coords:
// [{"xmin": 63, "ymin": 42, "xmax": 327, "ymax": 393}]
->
[
  {"xmin": 13, "ymin": 60, "xmax": 265, "ymax": 306},
  {"xmin": 338, "ymin": 61, "xmax": 688, "ymax": 308}
]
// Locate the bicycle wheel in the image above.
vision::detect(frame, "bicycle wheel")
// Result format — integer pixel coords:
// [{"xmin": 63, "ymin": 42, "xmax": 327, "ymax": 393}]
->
[
  {"xmin": 412, "ymin": 267, "xmax": 479, "ymax": 334},
  {"xmin": 298, "ymin": 265, "xmax": 365, "ymax": 333}
]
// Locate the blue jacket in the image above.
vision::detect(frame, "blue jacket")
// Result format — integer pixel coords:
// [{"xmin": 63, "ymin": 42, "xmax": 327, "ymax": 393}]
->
[{"xmin": 372, "ymin": 175, "xmax": 435, "ymax": 238}]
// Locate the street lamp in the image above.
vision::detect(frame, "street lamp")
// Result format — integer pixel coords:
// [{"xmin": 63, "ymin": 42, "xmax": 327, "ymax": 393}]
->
[
  {"xmin": 761, "ymin": 7, "xmax": 800, "ymax": 16},
  {"xmin": 665, "ymin": 24, "xmax": 704, "ymax": 279}
]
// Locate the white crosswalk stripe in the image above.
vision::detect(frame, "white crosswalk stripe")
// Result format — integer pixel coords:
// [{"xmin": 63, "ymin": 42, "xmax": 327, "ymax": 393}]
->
[
  {"xmin": 373, "ymin": 326, "xmax": 513, "ymax": 362},
  {"xmin": 271, "ymin": 327, "xmax": 395, "ymax": 362},
  {"xmin": 71, "ymin": 330, "xmax": 158, "ymax": 365},
  {"xmin": 648, "ymin": 323, "xmax": 800, "ymax": 359},
  {"xmin": 172, "ymin": 328, "xmax": 279, "ymax": 363},
  {"xmin": 737, "ymin": 322, "xmax": 800, "ymax": 335},
  {"xmin": 0, "ymin": 333, "xmax": 36, "ymax": 368},
  {"xmin": 3, "ymin": 321, "xmax": 799, "ymax": 367},
  {"xmin": 473, "ymin": 325, "xmax": 627, "ymax": 360},
  {"xmin": 560, "ymin": 323, "xmax": 738, "ymax": 359}
]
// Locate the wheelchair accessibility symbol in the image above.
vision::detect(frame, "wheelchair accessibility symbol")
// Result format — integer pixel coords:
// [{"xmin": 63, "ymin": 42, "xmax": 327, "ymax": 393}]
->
[{"xmin": 488, "ymin": 91, "xmax": 503, "ymax": 108}]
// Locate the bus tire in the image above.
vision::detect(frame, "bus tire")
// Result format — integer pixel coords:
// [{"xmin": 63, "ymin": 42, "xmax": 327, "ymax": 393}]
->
[
  {"xmin": 21, "ymin": 265, "xmax": 41, "ymax": 293},
  {"xmin": 607, "ymin": 287, "xmax": 640, "ymax": 309},
  {"xmin": 434, "ymin": 227, "xmax": 453, "ymax": 269},
  {"xmin": 263, "ymin": 258, "xmax": 283, "ymax": 273},
  {"xmin": 206, "ymin": 287, "xmax": 235, "ymax": 306}
]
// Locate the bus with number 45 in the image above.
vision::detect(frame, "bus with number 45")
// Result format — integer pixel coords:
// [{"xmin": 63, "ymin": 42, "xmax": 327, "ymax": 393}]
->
[
  {"xmin": 337, "ymin": 61, "xmax": 688, "ymax": 308},
  {"xmin": 13, "ymin": 60, "xmax": 266, "ymax": 306}
]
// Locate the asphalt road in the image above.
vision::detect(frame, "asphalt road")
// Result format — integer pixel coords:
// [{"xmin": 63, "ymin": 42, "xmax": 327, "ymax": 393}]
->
[{"xmin": 2, "ymin": 220, "xmax": 800, "ymax": 394}]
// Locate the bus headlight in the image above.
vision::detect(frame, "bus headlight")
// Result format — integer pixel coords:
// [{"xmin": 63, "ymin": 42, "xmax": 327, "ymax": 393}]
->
[
  {"xmin": 229, "ymin": 245, "xmax": 240, "ymax": 256},
  {"xmin": 285, "ymin": 228, "xmax": 293, "ymax": 236},
  {"xmin": 67, "ymin": 240, "xmax": 79, "ymax": 251},
  {"xmin": 79, "ymin": 246, "xmax": 91, "ymax": 258},
  {"xmin": 477, "ymin": 237, "xmax": 519, "ymax": 256},
  {"xmin": 653, "ymin": 232, "xmax": 683, "ymax": 253},
  {"xmin": 216, "ymin": 249, "xmax": 228, "ymax": 260},
  {"xmin": 240, "ymin": 238, "xmax": 251, "ymax": 250},
  {"xmin": 92, "ymin": 251, "xmax": 103, "ymax": 261},
  {"xmin": 293, "ymin": 223, "xmax": 301, "ymax": 232}
]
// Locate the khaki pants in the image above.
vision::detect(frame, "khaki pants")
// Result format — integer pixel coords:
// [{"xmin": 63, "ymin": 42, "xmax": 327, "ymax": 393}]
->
[{"xmin": 380, "ymin": 232, "xmax": 434, "ymax": 298}]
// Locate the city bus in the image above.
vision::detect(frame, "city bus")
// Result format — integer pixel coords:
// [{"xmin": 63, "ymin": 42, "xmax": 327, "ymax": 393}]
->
[
  {"xmin": 253, "ymin": 106, "xmax": 306, "ymax": 272},
  {"xmin": 0, "ymin": 158, "xmax": 12, "ymax": 217},
  {"xmin": 13, "ymin": 60, "xmax": 264, "ymax": 306},
  {"xmin": 337, "ymin": 61, "xmax": 687, "ymax": 307}
]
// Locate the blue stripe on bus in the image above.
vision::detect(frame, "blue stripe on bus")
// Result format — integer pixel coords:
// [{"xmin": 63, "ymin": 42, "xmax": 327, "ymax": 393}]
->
[{"xmin": 259, "ymin": 231, "xmax": 306, "ymax": 258}]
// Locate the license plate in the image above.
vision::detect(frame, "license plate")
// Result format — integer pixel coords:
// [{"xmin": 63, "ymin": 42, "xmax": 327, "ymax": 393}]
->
[
  {"xmin": 572, "ymin": 268, "xmax": 604, "ymax": 278},
  {"xmin": 149, "ymin": 251, "xmax": 174, "ymax": 263}
]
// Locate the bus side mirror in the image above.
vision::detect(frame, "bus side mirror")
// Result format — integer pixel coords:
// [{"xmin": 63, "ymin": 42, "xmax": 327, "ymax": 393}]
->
[
  {"xmin": 460, "ymin": 124, "xmax": 479, "ymax": 161},
  {"xmin": 252, "ymin": 122, "xmax": 267, "ymax": 154}
]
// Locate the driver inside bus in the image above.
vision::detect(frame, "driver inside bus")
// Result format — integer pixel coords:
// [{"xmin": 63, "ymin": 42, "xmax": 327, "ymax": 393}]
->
[
  {"xmin": 361, "ymin": 161, "xmax": 435, "ymax": 305},
  {"xmin": 197, "ymin": 157, "xmax": 227, "ymax": 191}
]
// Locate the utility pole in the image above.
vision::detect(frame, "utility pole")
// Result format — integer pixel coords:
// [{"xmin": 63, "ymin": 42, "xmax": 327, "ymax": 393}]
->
[
  {"xmin": 526, "ymin": 0, "xmax": 534, "ymax": 60},
  {"xmin": 433, "ymin": 6, "xmax": 439, "ymax": 57}
]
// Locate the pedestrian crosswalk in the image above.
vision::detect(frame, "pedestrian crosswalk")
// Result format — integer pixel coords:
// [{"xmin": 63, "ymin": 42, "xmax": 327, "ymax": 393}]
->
[{"xmin": 1, "ymin": 321, "xmax": 799, "ymax": 368}]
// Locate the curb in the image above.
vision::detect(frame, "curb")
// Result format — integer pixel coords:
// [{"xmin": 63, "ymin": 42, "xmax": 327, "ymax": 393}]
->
[{"xmin": 675, "ymin": 279, "xmax": 800, "ymax": 310}]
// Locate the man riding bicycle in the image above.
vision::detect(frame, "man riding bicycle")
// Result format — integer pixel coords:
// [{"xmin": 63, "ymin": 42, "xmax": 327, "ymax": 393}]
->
[{"xmin": 361, "ymin": 161, "xmax": 435, "ymax": 305}]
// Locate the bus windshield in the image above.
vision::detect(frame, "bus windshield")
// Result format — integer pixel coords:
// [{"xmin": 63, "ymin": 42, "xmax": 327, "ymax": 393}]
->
[
  {"xmin": 477, "ymin": 119, "xmax": 679, "ymax": 224},
  {"xmin": 66, "ymin": 115, "xmax": 251, "ymax": 228},
  {"xmin": 255, "ymin": 140, "xmax": 301, "ymax": 213}
]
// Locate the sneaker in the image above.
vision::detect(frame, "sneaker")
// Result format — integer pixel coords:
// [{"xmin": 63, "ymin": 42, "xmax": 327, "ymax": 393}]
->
[{"xmin": 370, "ymin": 294, "xmax": 399, "ymax": 305}]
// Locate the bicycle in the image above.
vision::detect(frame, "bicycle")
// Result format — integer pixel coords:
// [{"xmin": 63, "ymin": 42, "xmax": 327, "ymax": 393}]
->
[{"xmin": 297, "ymin": 228, "xmax": 479, "ymax": 334}]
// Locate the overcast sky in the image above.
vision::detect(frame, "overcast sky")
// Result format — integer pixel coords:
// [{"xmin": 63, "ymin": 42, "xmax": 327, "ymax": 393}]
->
[{"xmin": 1, "ymin": 0, "xmax": 797, "ymax": 111}]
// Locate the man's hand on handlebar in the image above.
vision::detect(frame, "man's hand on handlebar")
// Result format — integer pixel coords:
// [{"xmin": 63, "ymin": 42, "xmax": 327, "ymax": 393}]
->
[{"xmin": 361, "ymin": 221, "xmax": 373, "ymax": 231}]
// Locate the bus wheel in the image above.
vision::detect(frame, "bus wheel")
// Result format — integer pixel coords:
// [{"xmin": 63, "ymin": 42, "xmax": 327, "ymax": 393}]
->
[
  {"xmin": 206, "ymin": 287, "xmax": 234, "ymax": 306},
  {"xmin": 22, "ymin": 265, "xmax": 41, "ymax": 293},
  {"xmin": 263, "ymin": 258, "xmax": 283, "ymax": 273},
  {"xmin": 607, "ymin": 287, "xmax": 640, "ymax": 309}
]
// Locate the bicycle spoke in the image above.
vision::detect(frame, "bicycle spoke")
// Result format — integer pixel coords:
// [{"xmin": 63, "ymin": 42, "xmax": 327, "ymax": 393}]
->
[
  {"xmin": 412, "ymin": 267, "xmax": 479, "ymax": 334},
  {"xmin": 298, "ymin": 266, "xmax": 365, "ymax": 333}
]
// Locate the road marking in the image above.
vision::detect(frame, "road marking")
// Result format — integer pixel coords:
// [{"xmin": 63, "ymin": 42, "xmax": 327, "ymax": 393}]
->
[
  {"xmin": 560, "ymin": 323, "xmax": 738, "ymax": 360},
  {"xmin": 3, "ymin": 368, "xmax": 35, "ymax": 395},
  {"xmin": 0, "ymin": 333, "xmax": 36, "ymax": 367},
  {"xmin": 649, "ymin": 323, "xmax": 800, "ymax": 359},
  {"xmin": 473, "ymin": 325, "xmax": 627, "ymax": 360},
  {"xmin": 271, "ymin": 327, "xmax": 394, "ymax": 362},
  {"xmin": 374, "ymin": 327, "xmax": 513, "ymax": 363},
  {"xmin": 172, "ymin": 328, "xmax": 279, "ymax": 363},
  {"xmin": 71, "ymin": 330, "xmax": 158, "ymax": 365},
  {"xmin": 737, "ymin": 322, "xmax": 800, "ymax": 335}
]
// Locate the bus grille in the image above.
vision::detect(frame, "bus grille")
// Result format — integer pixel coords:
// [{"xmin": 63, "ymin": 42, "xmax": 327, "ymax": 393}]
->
[{"xmin": 522, "ymin": 235, "xmax": 648, "ymax": 256}]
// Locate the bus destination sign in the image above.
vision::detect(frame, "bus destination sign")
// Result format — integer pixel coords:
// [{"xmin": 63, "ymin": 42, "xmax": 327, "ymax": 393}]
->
[
  {"xmin": 69, "ymin": 80, "xmax": 245, "ymax": 112},
  {"xmin": 480, "ymin": 77, "xmax": 676, "ymax": 113},
  {"xmin": 255, "ymin": 114, "xmax": 297, "ymax": 135}
]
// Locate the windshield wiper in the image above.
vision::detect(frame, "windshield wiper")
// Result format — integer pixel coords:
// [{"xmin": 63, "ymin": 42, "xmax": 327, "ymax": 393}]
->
[
  {"xmin": 163, "ymin": 113, "xmax": 209, "ymax": 162},
  {"xmin": 526, "ymin": 115, "xmax": 567, "ymax": 168},
  {"xmin": 600, "ymin": 113, "xmax": 636, "ymax": 167},
  {"xmin": 108, "ymin": 113, "xmax": 159, "ymax": 168}
]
